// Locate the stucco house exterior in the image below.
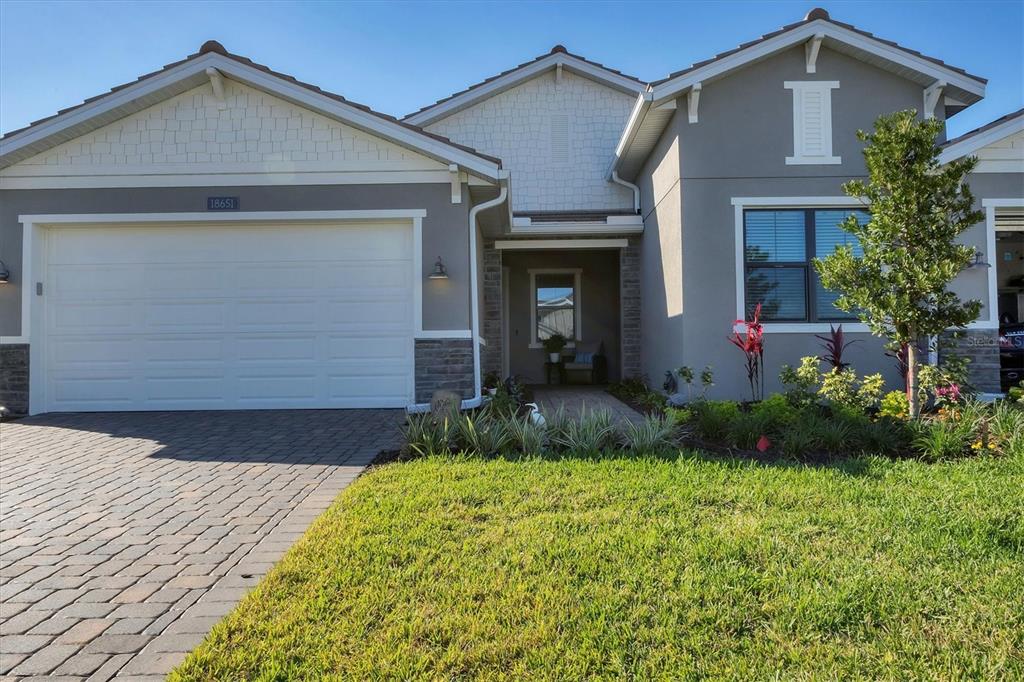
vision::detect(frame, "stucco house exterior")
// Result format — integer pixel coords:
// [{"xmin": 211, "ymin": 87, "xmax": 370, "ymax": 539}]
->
[{"xmin": 0, "ymin": 8, "xmax": 1021, "ymax": 415}]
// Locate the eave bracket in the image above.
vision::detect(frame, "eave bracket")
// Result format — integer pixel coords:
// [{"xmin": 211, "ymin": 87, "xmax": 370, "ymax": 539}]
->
[
  {"xmin": 206, "ymin": 67, "xmax": 226, "ymax": 109},
  {"xmin": 687, "ymin": 83, "xmax": 701, "ymax": 124},
  {"xmin": 449, "ymin": 164, "xmax": 462, "ymax": 204},
  {"xmin": 923, "ymin": 81, "xmax": 946, "ymax": 120},
  {"xmin": 805, "ymin": 33, "xmax": 824, "ymax": 74}
]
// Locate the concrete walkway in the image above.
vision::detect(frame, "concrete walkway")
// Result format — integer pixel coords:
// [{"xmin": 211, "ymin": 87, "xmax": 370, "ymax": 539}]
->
[
  {"xmin": 0, "ymin": 409, "xmax": 403, "ymax": 680},
  {"xmin": 531, "ymin": 385, "xmax": 644, "ymax": 423}
]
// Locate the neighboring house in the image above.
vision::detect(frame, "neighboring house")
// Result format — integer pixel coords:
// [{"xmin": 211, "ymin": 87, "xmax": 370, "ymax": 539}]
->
[{"xmin": 0, "ymin": 8, "xmax": 1021, "ymax": 415}]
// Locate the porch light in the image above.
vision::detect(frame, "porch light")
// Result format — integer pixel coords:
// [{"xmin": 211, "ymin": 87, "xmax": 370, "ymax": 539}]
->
[
  {"xmin": 967, "ymin": 249, "xmax": 990, "ymax": 269},
  {"xmin": 428, "ymin": 257, "xmax": 449, "ymax": 280},
  {"xmin": 0, "ymin": 260, "xmax": 8, "ymax": 284}
]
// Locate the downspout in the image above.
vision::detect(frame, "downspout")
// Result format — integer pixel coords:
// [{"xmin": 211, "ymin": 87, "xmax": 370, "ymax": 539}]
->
[
  {"xmin": 408, "ymin": 179, "xmax": 509, "ymax": 413},
  {"xmin": 611, "ymin": 170, "xmax": 640, "ymax": 214}
]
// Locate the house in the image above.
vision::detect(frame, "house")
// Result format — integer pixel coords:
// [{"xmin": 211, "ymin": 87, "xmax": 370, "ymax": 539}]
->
[{"xmin": 0, "ymin": 8, "xmax": 1021, "ymax": 415}]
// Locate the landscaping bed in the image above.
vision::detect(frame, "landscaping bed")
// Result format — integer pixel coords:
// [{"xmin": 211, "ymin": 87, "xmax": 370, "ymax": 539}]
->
[{"xmin": 171, "ymin": 447, "xmax": 1022, "ymax": 680}]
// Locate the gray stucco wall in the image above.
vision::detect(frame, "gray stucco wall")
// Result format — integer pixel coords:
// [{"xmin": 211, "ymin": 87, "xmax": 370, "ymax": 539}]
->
[
  {"xmin": 954, "ymin": 172, "xmax": 1024, "ymax": 317},
  {"xmin": 0, "ymin": 183, "xmax": 473, "ymax": 336},
  {"xmin": 639, "ymin": 45, "xmax": 954, "ymax": 398},
  {"xmin": 503, "ymin": 249, "xmax": 621, "ymax": 384}
]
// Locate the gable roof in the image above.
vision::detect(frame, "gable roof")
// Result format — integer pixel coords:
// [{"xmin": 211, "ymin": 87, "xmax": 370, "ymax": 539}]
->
[
  {"xmin": 939, "ymin": 108, "xmax": 1024, "ymax": 164},
  {"xmin": 403, "ymin": 45, "xmax": 646, "ymax": 127},
  {"xmin": 609, "ymin": 8, "xmax": 988, "ymax": 180},
  {"xmin": 0, "ymin": 41, "xmax": 504, "ymax": 180}
]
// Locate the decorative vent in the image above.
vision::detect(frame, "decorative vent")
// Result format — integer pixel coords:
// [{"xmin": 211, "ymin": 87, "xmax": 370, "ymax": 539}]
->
[
  {"xmin": 785, "ymin": 81, "xmax": 841, "ymax": 165},
  {"xmin": 551, "ymin": 115, "xmax": 569, "ymax": 164}
]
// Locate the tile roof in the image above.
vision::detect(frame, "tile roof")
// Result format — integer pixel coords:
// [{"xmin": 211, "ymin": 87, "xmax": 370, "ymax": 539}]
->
[
  {"xmin": 402, "ymin": 45, "xmax": 646, "ymax": 121},
  {"xmin": 1, "ymin": 40, "xmax": 502, "ymax": 167},
  {"xmin": 941, "ymin": 107, "xmax": 1024, "ymax": 148},
  {"xmin": 650, "ymin": 7, "xmax": 986, "ymax": 88}
]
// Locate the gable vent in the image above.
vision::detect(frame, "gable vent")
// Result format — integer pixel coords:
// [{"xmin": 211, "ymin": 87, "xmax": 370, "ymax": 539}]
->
[
  {"xmin": 551, "ymin": 115, "xmax": 569, "ymax": 165},
  {"xmin": 785, "ymin": 81, "xmax": 841, "ymax": 165}
]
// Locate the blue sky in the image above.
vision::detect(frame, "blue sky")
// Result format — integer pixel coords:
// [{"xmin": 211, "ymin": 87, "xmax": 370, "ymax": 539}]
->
[{"xmin": 1, "ymin": 1, "xmax": 1021, "ymax": 138}]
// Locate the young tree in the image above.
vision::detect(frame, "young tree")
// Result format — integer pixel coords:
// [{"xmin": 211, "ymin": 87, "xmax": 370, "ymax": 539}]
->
[{"xmin": 815, "ymin": 110, "xmax": 983, "ymax": 418}]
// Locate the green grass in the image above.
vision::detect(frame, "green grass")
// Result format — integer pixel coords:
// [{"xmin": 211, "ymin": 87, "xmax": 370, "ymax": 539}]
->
[{"xmin": 172, "ymin": 451, "xmax": 1024, "ymax": 680}]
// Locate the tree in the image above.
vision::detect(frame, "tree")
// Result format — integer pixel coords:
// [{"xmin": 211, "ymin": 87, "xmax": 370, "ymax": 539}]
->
[{"xmin": 815, "ymin": 110, "xmax": 983, "ymax": 418}]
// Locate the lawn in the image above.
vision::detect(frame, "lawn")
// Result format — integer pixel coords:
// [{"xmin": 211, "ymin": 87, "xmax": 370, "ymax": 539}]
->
[{"xmin": 172, "ymin": 451, "xmax": 1023, "ymax": 680}]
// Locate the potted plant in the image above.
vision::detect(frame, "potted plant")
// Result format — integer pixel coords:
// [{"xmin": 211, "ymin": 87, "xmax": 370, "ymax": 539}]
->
[{"xmin": 542, "ymin": 333, "xmax": 568, "ymax": 363}]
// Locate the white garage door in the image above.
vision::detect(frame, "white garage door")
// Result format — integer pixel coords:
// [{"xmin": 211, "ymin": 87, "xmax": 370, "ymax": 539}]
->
[{"xmin": 44, "ymin": 222, "xmax": 415, "ymax": 412}]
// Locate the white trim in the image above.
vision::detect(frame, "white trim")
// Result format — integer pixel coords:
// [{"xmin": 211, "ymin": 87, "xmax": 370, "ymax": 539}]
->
[
  {"xmin": 510, "ymin": 215, "xmax": 643, "ymax": 235},
  {"xmin": 730, "ymin": 196, "xmax": 863, "ymax": 207},
  {"xmin": 413, "ymin": 216, "xmax": 424, "ymax": 335},
  {"xmin": 923, "ymin": 81, "xmax": 946, "ymax": 120},
  {"xmin": 528, "ymin": 268, "xmax": 583, "ymax": 348},
  {"xmin": 784, "ymin": 81, "xmax": 841, "ymax": 165},
  {"xmin": 0, "ymin": 170, "xmax": 484, "ymax": 190},
  {"xmin": 732, "ymin": 196, "xmax": 869, "ymax": 330},
  {"xmin": 403, "ymin": 52, "xmax": 645, "ymax": 126},
  {"xmin": 687, "ymin": 83, "xmax": 701, "ymax": 124},
  {"xmin": 501, "ymin": 265, "xmax": 511, "ymax": 378},
  {"xmin": 494, "ymin": 238, "xmax": 629, "ymax": 250},
  {"xmin": 12, "ymin": 209, "xmax": 430, "ymax": 415},
  {"xmin": 18, "ymin": 209, "xmax": 427, "ymax": 225},
  {"xmin": 983, "ymin": 198, "xmax": 1024, "ymax": 208},
  {"xmin": 940, "ymin": 115, "xmax": 1024, "ymax": 165},
  {"xmin": 761, "ymin": 323, "xmax": 870, "ymax": 334},
  {"xmin": 0, "ymin": 52, "xmax": 504, "ymax": 180},
  {"xmin": 805, "ymin": 34, "xmax": 824, "ymax": 74},
  {"xmin": 415, "ymin": 329, "xmax": 473, "ymax": 339},
  {"xmin": 449, "ymin": 164, "xmax": 463, "ymax": 204}
]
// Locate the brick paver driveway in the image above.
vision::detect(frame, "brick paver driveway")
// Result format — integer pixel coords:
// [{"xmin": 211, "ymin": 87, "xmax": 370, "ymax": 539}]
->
[{"xmin": 0, "ymin": 409, "xmax": 403, "ymax": 680}]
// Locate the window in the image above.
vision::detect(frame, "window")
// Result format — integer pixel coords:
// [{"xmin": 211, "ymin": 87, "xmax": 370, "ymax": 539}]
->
[
  {"xmin": 784, "ymin": 81, "xmax": 840, "ymax": 165},
  {"xmin": 744, "ymin": 208, "xmax": 866, "ymax": 322},
  {"xmin": 530, "ymin": 269, "xmax": 581, "ymax": 346}
]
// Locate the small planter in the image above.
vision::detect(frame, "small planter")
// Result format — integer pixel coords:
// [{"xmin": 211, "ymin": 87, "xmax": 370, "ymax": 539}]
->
[{"xmin": 548, "ymin": 352, "xmax": 561, "ymax": 363}]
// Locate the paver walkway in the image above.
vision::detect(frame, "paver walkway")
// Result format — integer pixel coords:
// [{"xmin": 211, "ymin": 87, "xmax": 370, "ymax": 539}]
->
[
  {"xmin": 531, "ymin": 385, "xmax": 644, "ymax": 423},
  {"xmin": 0, "ymin": 409, "xmax": 403, "ymax": 680}
]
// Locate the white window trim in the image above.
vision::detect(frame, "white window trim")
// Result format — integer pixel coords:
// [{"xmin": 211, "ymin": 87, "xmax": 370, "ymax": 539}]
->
[
  {"xmin": 528, "ymin": 268, "xmax": 583, "ymax": 349},
  {"xmin": 784, "ymin": 81, "xmax": 841, "ymax": 166},
  {"xmin": 978, "ymin": 198, "xmax": 1024, "ymax": 330},
  {"xmin": 732, "ymin": 197, "xmax": 869, "ymax": 333},
  {"xmin": 6, "ymin": 210, "xmax": 434, "ymax": 415}
]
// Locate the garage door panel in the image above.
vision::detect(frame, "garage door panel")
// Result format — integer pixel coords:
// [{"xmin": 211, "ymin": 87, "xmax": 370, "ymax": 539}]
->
[
  {"xmin": 236, "ymin": 336, "xmax": 317, "ymax": 362},
  {"xmin": 43, "ymin": 222, "xmax": 416, "ymax": 412},
  {"xmin": 328, "ymin": 335, "xmax": 410, "ymax": 360}
]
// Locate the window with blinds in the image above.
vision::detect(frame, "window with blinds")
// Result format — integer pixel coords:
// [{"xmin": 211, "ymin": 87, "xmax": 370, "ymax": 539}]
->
[{"xmin": 744, "ymin": 208, "xmax": 867, "ymax": 322}]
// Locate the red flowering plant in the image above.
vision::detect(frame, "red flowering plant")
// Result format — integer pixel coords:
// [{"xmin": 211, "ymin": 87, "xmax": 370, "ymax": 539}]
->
[{"xmin": 729, "ymin": 303, "xmax": 765, "ymax": 402}]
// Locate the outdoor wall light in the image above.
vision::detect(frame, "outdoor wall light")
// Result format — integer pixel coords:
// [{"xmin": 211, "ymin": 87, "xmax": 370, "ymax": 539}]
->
[
  {"xmin": 0, "ymin": 260, "xmax": 9, "ymax": 284},
  {"xmin": 428, "ymin": 257, "xmax": 449, "ymax": 280},
  {"xmin": 967, "ymin": 249, "xmax": 990, "ymax": 269}
]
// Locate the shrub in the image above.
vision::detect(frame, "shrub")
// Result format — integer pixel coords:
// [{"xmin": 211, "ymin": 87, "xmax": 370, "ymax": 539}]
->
[
  {"xmin": 779, "ymin": 356, "xmax": 820, "ymax": 408},
  {"xmin": 453, "ymin": 412, "xmax": 510, "ymax": 456},
  {"xmin": 504, "ymin": 414, "xmax": 546, "ymax": 456},
  {"xmin": 751, "ymin": 393, "xmax": 800, "ymax": 426},
  {"xmin": 988, "ymin": 401, "xmax": 1024, "ymax": 457},
  {"xmin": 665, "ymin": 407, "xmax": 692, "ymax": 425},
  {"xmin": 404, "ymin": 412, "xmax": 453, "ymax": 457},
  {"xmin": 879, "ymin": 390, "xmax": 909, "ymax": 420},
  {"xmin": 619, "ymin": 415, "xmax": 681, "ymax": 453},
  {"xmin": 727, "ymin": 411, "xmax": 775, "ymax": 450},
  {"xmin": 552, "ymin": 409, "xmax": 617, "ymax": 454},
  {"xmin": 819, "ymin": 368, "xmax": 884, "ymax": 412},
  {"xmin": 815, "ymin": 420, "xmax": 855, "ymax": 454},
  {"xmin": 779, "ymin": 424, "xmax": 819, "ymax": 458},
  {"xmin": 910, "ymin": 416, "xmax": 975, "ymax": 461},
  {"xmin": 691, "ymin": 400, "xmax": 741, "ymax": 442},
  {"xmin": 860, "ymin": 418, "xmax": 909, "ymax": 456}
]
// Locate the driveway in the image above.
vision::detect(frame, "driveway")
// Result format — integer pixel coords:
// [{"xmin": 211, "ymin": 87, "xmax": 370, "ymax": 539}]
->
[{"xmin": 0, "ymin": 409, "xmax": 403, "ymax": 680}]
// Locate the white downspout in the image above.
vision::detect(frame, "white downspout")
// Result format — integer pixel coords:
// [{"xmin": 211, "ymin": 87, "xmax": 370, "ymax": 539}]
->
[
  {"xmin": 408, "ymin": 180, "xmax": 509, "ymax": 413},
  {"xmin": 611, "ymin": 170, "xmax": 640, "ymax": 214}
]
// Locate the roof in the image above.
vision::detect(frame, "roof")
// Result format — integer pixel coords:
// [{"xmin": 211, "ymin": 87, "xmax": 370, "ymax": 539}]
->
[
  {"xmin": 403, "ymin": 45, "xmax": 647, "ymax": 127},
  {"xmin": 939, "ymin": 108, "xmax": 1024, "ymax": 164},
  {"xmin": 0, "ymin": 40, "xmax": 504, "ymax": 178},
  {"xmin": 650, "ymin": 7, "xmax": 986, "ymax": 88},
  {"xmin": 610, "ymin": 8, "xmax": 989, "ymax": 180}
]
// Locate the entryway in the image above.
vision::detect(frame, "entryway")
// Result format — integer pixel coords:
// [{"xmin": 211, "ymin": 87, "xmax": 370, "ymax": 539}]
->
[{"xmin": 995, "ymin": 207, "xmax": 1024, "ymax": 391}]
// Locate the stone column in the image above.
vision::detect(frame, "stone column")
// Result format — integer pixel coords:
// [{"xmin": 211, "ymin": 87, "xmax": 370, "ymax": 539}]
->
[
  {"xmin": 481, "ymin": 243, "xmax": 503, "ymax": 378},
  {"xmin": 938, "ymin": 329, "xmax": 1002, "ymax": 394},
  {"xmin": 0, "ymin": 344, "xmax": 29, "ymax": 416},
  {"xmin": 620, "ymin": 237, "xmax": 642, "ymax": 380}
]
